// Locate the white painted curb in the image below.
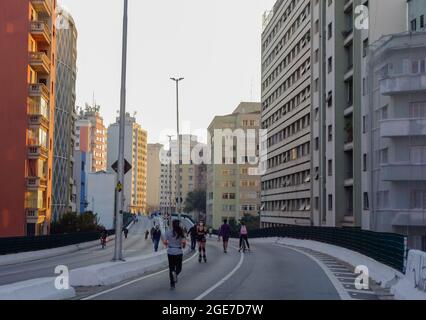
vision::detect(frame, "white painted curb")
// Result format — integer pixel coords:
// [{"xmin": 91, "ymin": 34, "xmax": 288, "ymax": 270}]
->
[{"xmin": 0, "ymin": 277, "xmax": 75, "ymax": 300}]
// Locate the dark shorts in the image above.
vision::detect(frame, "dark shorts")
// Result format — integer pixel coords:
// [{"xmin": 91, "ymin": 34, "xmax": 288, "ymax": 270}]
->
[
  {"xmin": 222, "ymin": 236, "xmax": 230, "ymax": 242},
  {"xmin": 197, "ymin": 235, "xmax": 206, "ymax": 242}
]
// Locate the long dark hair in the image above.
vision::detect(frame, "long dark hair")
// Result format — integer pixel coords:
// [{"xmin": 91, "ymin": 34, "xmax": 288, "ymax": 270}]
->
[{"xmin": 172, "ymin": 220, "xmax": 184, "ymax": 239}]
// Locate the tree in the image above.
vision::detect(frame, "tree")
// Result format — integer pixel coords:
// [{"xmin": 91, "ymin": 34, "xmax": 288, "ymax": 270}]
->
[
  {"xmin": 51, "ymin": 211, "xmax": 103, "ymax": 234},
  {"xmin": 184, "ymin": 190, "xmax": 206, "ymax": 216}
]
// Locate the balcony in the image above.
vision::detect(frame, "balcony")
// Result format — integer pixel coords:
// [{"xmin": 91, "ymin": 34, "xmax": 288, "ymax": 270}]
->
[
  {"xmin": 380, "ymin": 118, "xmax": 426, "ymax": 137},
  {"xmin": 29, "ymin": 83, "xmax": 49, "ymax": 100},
  {"xmin": 27, "ymin": 177, "xmax": 48, "ymax": 190},
  {"xmin": 28, "ymin": 144, "xmax": 48, "ymax": 159},
  {"xmin": 381, "ymin": 163, "xmax": 426, "ymax": 181},
  {"xmin": 30, "ymin": 21, "xmax": 51, "ymax": 44},
  {"xmin": 28, "ymin": 100, "xmax": 49, "ymax": 129},
  {"xmin": 380, "ymin": 74, "xmax": 426, "ymax": 95},
  {"xmin": 31, "ymin": 0, "xmax": 52, "ymax": 16},
  {"xmin": 29, "ymin": 51, "xmax": 50, "ymax": 74}
]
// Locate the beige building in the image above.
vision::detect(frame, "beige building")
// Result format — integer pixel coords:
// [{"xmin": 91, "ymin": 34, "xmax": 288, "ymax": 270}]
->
[
  {"xmin": 107, "ymin": 113, "xmax": 148, "ymax": 214},
  {"xmin": 147, "ymin": 143, "xmax": 163, "ymax": 213},
  {"xmin": 170, "ymin": 135, "xmax": 207, "ymax": 214},
  {"xmin": 207, "ymin": 102, "xmax": 261, "ymax": 229}
]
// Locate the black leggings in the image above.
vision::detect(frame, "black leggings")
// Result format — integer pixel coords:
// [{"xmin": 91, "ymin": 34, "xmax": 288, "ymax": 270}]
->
[
  {"xmin": 168, "ymin": 254, "xmax": 183, "ymax": 285},
  {"xmin": 239, "ymin": 235, "xmax": 250, "ymax": 249}
]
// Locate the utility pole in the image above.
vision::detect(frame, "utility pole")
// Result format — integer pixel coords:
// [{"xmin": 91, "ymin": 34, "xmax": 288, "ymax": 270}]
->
[
  {"xmin": 170, "ymin": 77, "xmax": 184, "ymax": 221},
  {"xmin": 167, "ymin": 135, "xmax": 173, "ymax": 229},
  {"xmin": 113, "ymin": 0, "xmax": 128, "ymax": 262}
]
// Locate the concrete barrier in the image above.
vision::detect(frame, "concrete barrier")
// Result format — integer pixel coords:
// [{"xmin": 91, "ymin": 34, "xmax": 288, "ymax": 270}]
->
[
  {"xmin": 391, "ymin": 250, "xmax": 426, "ymax": 300},
  {"xmin": 0, "ymin": 277, "xmax": 75, "ymax": 300},
  {"xmin": 0, "ymin": 235, "xmax": 115, "ymax": 267}
]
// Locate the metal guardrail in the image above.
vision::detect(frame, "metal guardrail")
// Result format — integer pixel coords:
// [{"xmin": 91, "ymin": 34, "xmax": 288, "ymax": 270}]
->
[
  {"xmin": 0, "ymin": 229, "xmax": 115, "ymax": 256},
  {"xmin": 215, "ymin": 226, "xmax": 407, "ymax": 272}
]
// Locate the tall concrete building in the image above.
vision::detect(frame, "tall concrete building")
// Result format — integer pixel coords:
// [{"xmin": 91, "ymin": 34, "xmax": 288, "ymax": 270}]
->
[
  {"xmin": 207, "ymin": 102, "xmax": 261, "ymax": 229},
  {"xmin": 0, "ymin": 0, "xmax": 56, "ymax": 237},
  {"xmin": 408, "ymin": 0, "xmax": 426, "ymax": 33},
  {"xmin": 160, "ymin": 147, "xmax": 176, "ymax": 215},
  {"xmin": 107, "ymin": 113, "xmax": 148, "ymax": 214},
  {"xmin": 52, "ymin": 7, "xmax": 77, "ymax": 221},
  {"xmin": 75, "ymin": 104, "xmax": 107, "ymax": 172},
  {"xmin": 260, "ymin": 0, "xmax": 312, "ymax": 228},
  {"xmin": 310, "ymin": 0, "xmax": 407, "ymax": 228},
  {"xmin": 170, "ymin": 135, "xmax": 207, "ymax": 215},
  {"xmin": 362, "ymin": 0, "xmax": 426, "ymax": 250},
  {"xmin": 147, "ymin": 143, "xmax": 163, "ymax": 213}
]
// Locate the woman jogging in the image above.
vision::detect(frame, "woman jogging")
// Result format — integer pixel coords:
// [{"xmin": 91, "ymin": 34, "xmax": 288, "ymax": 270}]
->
[
  {"xmin": 196, "ymin": 220, "xmax": 208, "ymax": 263},
  {"xmin": 163, "ymin": 220, "xmax": 186, "ymax": 289},
  {"xmin": 219, "ymin": 219, "xmax": 231, "ymax": 253},
  {"xmin": 239, "ymin": 221, "xmax": 250, "ymax": 253}
]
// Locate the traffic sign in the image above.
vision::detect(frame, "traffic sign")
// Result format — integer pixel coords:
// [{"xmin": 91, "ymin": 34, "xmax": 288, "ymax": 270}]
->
[{"xmin": 112, "ymin": 159, "xmax": 132, "ymax": 175}]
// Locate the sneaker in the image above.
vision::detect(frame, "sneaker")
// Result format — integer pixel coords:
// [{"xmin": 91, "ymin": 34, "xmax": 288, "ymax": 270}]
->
[
  {"xmin": 203, "ymin": 255, "xmax": 207, "ymax": 263},
  {"xmin": 199, "ymin": 256, "xmax": 202, "ymax": 263}
]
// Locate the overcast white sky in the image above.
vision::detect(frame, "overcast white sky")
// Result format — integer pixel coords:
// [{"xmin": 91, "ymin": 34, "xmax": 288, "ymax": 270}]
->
[{"xmin": 59, "ymin": 0, "xmax": 276, "ymax": 145}]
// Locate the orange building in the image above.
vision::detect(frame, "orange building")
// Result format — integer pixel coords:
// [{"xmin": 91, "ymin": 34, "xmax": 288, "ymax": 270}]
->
[{"xmin": 0, "ymin": 0, "xmax": 56, "ymax": 237}]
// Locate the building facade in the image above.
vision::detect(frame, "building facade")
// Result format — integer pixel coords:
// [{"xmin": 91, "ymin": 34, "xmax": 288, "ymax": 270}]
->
[
  {"xmin": 365, "ymin": 31, "xmax": 426, "ymax": 250},
  {"xmin": 52, "ymin": 7, "xmax": 77, "ymax": 221},
  {"xmin": 408, "ymin": 0, "xmax": 426, "ymax": 33},
  {"xmin": 75, "ymin": 104, "xmax": 107, "ymax": 172},
  {"xmin": 260, "ymin": 0, "xmax": 312, "ymax": 228},
  {"xmin": 107, "ymin": 113, "xmax": 148, "ymax": 214},
  {"xmin": 0, "ymin": 0, "xmax": 56, "ymax": 237},
  {"xmin": 207, "ymin": 102, "xmax": 261, "ymax": 229},
  {"xmin": 147, "ymin": 143, "xmax": 163, "ymax": 213},
  {"xmin": 86, "ymin": 171, "xmax": 115, "ymax": 230}
]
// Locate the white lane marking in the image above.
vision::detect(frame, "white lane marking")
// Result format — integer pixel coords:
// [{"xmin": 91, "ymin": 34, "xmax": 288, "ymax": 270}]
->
[
  {"xmin": 194, "ymin": 250, "xmax": 244, "ymax": 301},
  {"xmin": 273, "ymin": 244, "xmax": 353, "ymax": 301},
  {"xmin": 82, "ymin": 252, "xmax": 198, "ymax": 300}
]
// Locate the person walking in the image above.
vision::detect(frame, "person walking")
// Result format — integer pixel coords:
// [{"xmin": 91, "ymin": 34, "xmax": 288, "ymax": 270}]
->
[
  {"xmin": 196, "ymin": 221, "xmax": 208, "ymax": 263},
  {"xmin": 188, "ymin": 224, "xmax": 197, "ymax": 251},
  {"xmin": 163, "ymin": 220, "xmax": 186, "ymax": 289},
  {"xmin": 152, "ymin": 224, "xmax": 162, "ymax": 252},
  {"xmin": 239, "ymin": 221, "xmax": 250, "ymax": 252},
  {"xmin": 219, "ymin": 219, "xmax": 231, "ymax": 253}
]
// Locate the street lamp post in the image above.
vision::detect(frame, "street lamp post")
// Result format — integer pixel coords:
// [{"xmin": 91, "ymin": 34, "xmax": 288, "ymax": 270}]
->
[
  {"xmin": 113, "ymin": 0, "xmax": 128, "ymax": 262},
  {"xmin": 167, "ymin": 135, "xmax": 173, "ymax": 229},
  {"xmin": 170, "ymin": 77, "xmax": 184, "ymax": 221}
]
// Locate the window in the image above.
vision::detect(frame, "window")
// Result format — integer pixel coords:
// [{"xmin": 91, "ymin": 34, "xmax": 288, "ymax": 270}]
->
[
  {"xmin": 411, "ymin": 19, "xmax": 417, "ymax": 32},
  {"xmin": 328, "ymin": 57, "xmax": 333, "ymax": 73},
  {"xmin": 328, "ymin": 194, "xmax": 333, "ymax": 211},
  {"xmin": 328, "ymin": 22, "xmax": 333, "ymax": 39},
  {"xmin": 328, "ymin": 159, "xmax": 333, "ymax": 176},
  {"xmin": 363, "ymin": 154, "xmax": 367, "ymax": 172},
  {"xmin": 328, "ymin": 125, "xmax": 333, "ymax": 141},
  {"xmin": 363, "ymin": 38, "xmax": 369, "ymax": 58},
  {"xmin": 363, "ymin": 192, "xmax": 369, "ymax": 210},
  {"xmin": 421, "ymin": 15, "xmax": 425, "ymax": 29}
]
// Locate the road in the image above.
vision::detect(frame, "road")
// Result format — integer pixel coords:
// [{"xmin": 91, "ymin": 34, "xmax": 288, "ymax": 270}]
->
[
  {"xmin": 79, "ymin": 238, "xmax": 382, "ymax": 300},
  {"xmin": 0, "ymin": 217, "xmax": 155, "ymax": 286}
]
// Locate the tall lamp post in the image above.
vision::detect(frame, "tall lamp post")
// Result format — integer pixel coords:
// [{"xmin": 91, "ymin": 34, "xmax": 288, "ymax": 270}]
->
[
  {"xmin": 167, "ymin": 134, "xmax": 173, "ymax": 229},
  {"xmin": 113, "ymin": 0, "xmax": 128, "ymax": 262},
  {"xmin": 170, "ymin": 77, "xmax": 184, "ymax": 221}
]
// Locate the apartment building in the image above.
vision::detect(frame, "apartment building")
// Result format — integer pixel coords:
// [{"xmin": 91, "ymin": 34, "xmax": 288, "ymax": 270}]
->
[
  {"xmin": 52, "ymin": 7, "xmax": 77, "ymax": 221},
  {"xmin": 364, "ymin": 29, "xmax": 426, "ymax": 249},
  {"xmin": 408, "ymin": 0, "xmax": 426, "ymax": 33},
  {"xmin": 107, "ymin": 113, "xmax": 148, "ymax": 214},
  {"xmin": 147, "ymin": 143, "xmax": 163, "ymax": 213},
  {"xmin": 75, "ymin": 104, "xmax": 107, "ymax": 172},
  {"xmin": 260, "ymin": 0, "xmax": 312, "ymax": 228},
  {"xmin": 207, "ymin": 102, "xmax": 261, "ymax": 229},
  {"xmin": 0, "ymin": 0, "xmax": 56, "ymax": 237},
  {"xmin": 170, "ymin": 135, "xmax": 207, "ymax": 216}
]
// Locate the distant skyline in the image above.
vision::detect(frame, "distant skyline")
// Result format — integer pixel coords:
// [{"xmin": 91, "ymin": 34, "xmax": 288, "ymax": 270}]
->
[{"xmin": 59, "ymin": 0, "xmax": 276, "ymax": 146}]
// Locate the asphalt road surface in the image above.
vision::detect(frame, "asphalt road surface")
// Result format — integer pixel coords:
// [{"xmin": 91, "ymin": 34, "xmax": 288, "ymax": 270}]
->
[{"xmin": 80, "ymin": 238, "xmax": 357, "ymax": 300}]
